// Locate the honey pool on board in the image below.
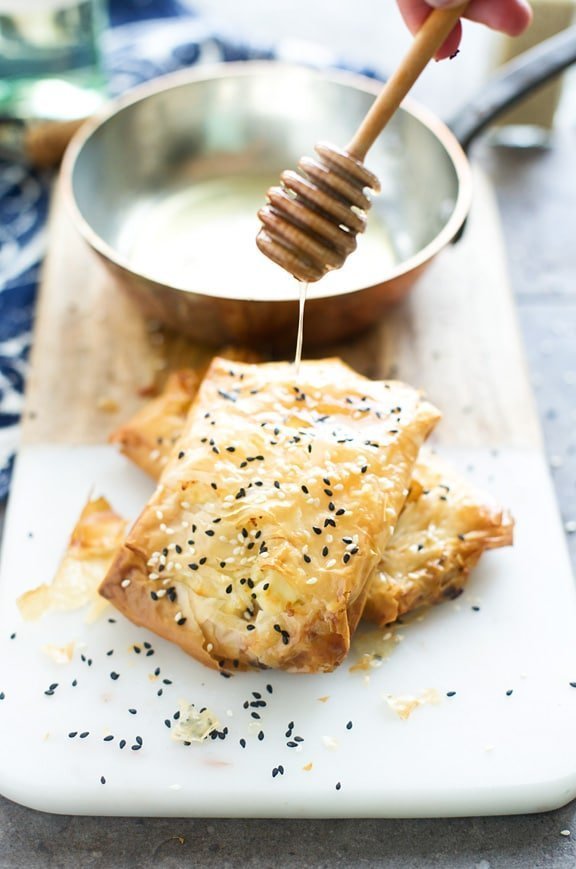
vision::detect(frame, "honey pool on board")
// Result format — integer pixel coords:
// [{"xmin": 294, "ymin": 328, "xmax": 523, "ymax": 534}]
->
[{"xmin": 122, "ymin": 175, "xmax": 398, "ymax": 301}]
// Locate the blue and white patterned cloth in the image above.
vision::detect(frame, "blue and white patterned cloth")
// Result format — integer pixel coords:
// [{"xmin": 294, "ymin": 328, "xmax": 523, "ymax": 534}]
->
[{"xmin": 0, "ymin": 0, "xmax": 377, "ymax": 501}]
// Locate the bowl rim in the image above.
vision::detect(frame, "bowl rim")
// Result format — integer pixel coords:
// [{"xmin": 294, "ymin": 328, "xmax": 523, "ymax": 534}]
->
[{"xmin": 61, "ymin": 60, "xmax": 473, "ymax": 303}]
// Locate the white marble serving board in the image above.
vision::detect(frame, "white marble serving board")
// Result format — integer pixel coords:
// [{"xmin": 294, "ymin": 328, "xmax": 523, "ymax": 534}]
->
[{"xmin": 1, "ymin": 444, "xmax": 576, "ymax": 818}]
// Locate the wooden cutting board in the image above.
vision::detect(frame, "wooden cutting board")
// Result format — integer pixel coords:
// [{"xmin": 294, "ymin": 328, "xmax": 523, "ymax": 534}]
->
[{"xmin": 23, "ymin": 168, "xmax": 541, "ymax": 450}]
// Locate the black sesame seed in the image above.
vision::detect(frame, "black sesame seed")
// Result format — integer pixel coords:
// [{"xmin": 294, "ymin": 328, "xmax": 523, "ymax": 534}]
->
[
  {"xmin": 164, "ymin": 719, "xmax": 171, "ymax": 729},
  {"xmin": 226, "ymin": 584, "xmax": 233, "ymax": 594},
  {"xmin": 68, "ymin": 732, "xmax": 77, "ymax": 738},
  {"xmin": 251, "ymin": 712, "xmax": 261, "ymax": 720},
  {"xmin": 205, "ymin": 529, "xmax": 215, "ymax": 537},
  {"xmin": 106, "ymin": 649, "xmax": 114, "ymax": 656},
  {"xmin": 322, "ymin": 546, "xmax": 329, "ymax": 557},
  {"xmin": 263, "ymin": 583, "xmax": 270, "ymax": 591},
  {"xmin": 131, "ymin": 744, "xmax": 142, "ymax": 751},
  {"xmin": 472, "ymin": 606, "xmax": 481, "ymax": 612},
  {"xmin": 335, "ymin": 509, "xmax": 345, "ymax": 516},
  {"xmin": 343, "ymin": 553, "xmax": 351, "ymax": 564},
  {"xmin": 110, "ymin": 672, "xmax": 119, "ymax": 681},
  {"xmin": 100, "ymin": 776, "xmax": 106, "ymax": 784},
  {"xmin": 312, "ymin": 526, "xmax": 322, "ymax": 535},
  {"xmin": 506, "ymin": 689, "xmax": 514, "ymax": 696},
  {"xmin": 303, "ymin": 554, "xmax": 311, "ymax": 564},
  {"xmin": 188, "ymin": 563, "xmax": 199, "ymax": 571},
  {"xmin": 278, "ymin": 765, "xmax": 284, "ymax": 774},
  {"xmin": 336, "ymin": 782, "xmax": 342, "ymax": 791},
  {"xmin": 72, "ymin": 679, "xmax": 78, "ymax": 687},
  {"xmin": 346, "ymin": 721, "xmax": 353, "ymax": 730},
  {"xmin": 570, "ymin": 682, "xmax": 576, "ymax": 688},
  {"xmin": 178, "ymin": 451, "xmax": 185, "ymax": 459},
  {"xmin": 446, "ymin": 691, "xmax": 456, "ymax": 697},
  {"xmin": 80, "ymin": 731, "xmax": 89, "ymax": 739},
  {"xmin": 119, "ymin": 739, "xmax": 126, "ymax": 749},
  {"xmin": 199, "ymin": 557, "xmax": 207, "ymax": 565},
  {"xmin": 176, "ymin": 617, "xmax": 187, "ymax": 626},
  {"xmin": 258, "ymin": 731, "xmax": 264, "ymax": 741},
  {"xmin": 246, "ymin": 625, "xmax": 256, "ymax": 632},
  {"xmin": 240, "ymin": 738, "xmax": 246, "ymax": 748},
  {"xmin": 301, "ymin": 485, "xmax": 309, "ymax": 494},
  {"xmin": 103, "ymin": 735, "xmax": 114, "ymax": 742}
]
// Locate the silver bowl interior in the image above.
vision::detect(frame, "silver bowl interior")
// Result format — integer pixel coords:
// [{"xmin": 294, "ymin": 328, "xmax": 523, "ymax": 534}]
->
[{"xmin": 70, "ymin": 63, "xmax": 463, "ymax": 302}]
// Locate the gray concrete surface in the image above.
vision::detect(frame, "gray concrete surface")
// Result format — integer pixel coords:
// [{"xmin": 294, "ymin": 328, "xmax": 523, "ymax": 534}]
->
[{"xmin": 1, "ymin": 5, "xmax": 576, "ymax": 866}]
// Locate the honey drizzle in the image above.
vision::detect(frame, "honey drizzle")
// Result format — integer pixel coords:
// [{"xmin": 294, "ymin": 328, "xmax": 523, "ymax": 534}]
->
[{"xmin": 293, "ymin": 280, "xmax": 308, "ymax": 375}]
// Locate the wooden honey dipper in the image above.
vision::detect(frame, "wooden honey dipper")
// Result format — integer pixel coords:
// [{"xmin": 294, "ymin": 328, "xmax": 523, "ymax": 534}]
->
[{"xmin": 256, "ymin": 4, "xmax": 468, "ymax": 282}]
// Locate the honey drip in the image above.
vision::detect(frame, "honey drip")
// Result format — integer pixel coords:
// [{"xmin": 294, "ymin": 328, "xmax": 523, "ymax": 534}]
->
[{"xmin": 293, "ymin": 280, "xmax": 308, "ymax": 375}]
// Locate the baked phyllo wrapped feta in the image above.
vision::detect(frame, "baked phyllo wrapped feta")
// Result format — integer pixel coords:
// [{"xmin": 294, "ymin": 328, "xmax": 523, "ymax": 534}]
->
[
  {"xmin": 100, "ymin": 357, "xmax": 440, "ymax": 673},
  {"xmin": 363, "ymin": 449, "xmax": 514, "ymax": 626},
  {"xmin": 109, "ymin": 348, "xmax": 260, "ymax": 478}
]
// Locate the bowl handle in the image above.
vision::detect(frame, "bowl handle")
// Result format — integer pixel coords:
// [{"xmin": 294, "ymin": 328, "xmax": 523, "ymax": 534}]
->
[{"xmin": 447, "ymin": 25, "xmax": 576, "ymax": 151}]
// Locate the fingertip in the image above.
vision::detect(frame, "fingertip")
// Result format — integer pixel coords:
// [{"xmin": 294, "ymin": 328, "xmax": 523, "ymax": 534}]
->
[{"xmin": 434, "ymin": 22, "xmax": 462, "ymax": 60}]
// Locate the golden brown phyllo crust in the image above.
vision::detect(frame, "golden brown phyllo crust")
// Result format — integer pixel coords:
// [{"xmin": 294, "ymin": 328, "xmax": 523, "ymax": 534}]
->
[
  {"xmin": 363, "ymin": 449, "xmax": 514, "ymax": 625},
  {"xmin": 100, "ymin": 357, "xmax": 440, "ymax": 672}
]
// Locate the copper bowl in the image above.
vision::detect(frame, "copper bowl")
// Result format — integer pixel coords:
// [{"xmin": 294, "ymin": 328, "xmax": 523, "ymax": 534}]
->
[{"xmin": 63, "ymin": 36, "xmax": 576, "ymax": 348}]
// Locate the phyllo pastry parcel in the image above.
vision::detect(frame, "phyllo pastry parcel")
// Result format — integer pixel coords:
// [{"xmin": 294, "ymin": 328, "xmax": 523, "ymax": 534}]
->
[
  {"xmin": 100, "ymin": 357, "xmax": 440, "ymax": 673},
  {"xmin": 363, "ymin": 449, "xmax": 514, "ymax": 625}
]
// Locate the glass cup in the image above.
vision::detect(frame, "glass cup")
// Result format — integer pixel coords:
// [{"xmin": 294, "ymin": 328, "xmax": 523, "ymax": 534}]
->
[{"xmin": 0, "ymin": 0, "xmax": 107, "ymax": 121}]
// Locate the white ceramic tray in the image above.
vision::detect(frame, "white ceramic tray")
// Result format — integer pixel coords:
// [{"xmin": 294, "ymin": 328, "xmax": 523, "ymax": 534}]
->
[{"xmin": 1, "ymin": 444, "xmax": 575, "ymax": 817}]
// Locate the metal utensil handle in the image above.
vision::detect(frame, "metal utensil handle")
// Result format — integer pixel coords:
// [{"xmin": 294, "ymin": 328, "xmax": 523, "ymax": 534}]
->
[
  {"xmin": 346, "ymin": 3, "xmax": 468, "ymax": 160},
  {"xmin": 449, "ymin": 25, "xmax": 576, "ymax": 150}
]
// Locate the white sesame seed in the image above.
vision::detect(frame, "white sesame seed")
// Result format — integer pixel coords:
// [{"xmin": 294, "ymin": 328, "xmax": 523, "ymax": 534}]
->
[
  {"xmin": 155, "ymin": 589, "xmax": 166, "ymax": 598},
  {"xmin": 155, "ymin": 510, "xmax": 164, "ymax": 520},
  {"xmin": 326, "ymin": 534, "xmax": 333, "ymax": 544},
  {"xmin": 326, "ymin": 559, "xmax": 336, "ymax": 569},
  {"xmin": 149, "ymin": 449, "xmax": 160, "ymax": 461},
  {"xmin": 121, "ymin": 579, "xmax": 131, "ymax": 588},
  {"xmin": 560, "ymin": 830, "xmax": 571, "ymax": 837},
  {"xmin": 565, "ymin": 520, "xmax": 576, "ymax": 534},
  {"xmin": 306, "ymin": 577, "xmax": 318, "ymax": 585},
  {"xmin": 148, "ymin": 573, "xmax": 159, "ymax": 581},
  {"xmin": 160, "ymin": 523, "xmax": 167, "ymax": 532},
  {"xmin": 174, "ymin": 611, "xmax": 183, "ymax": 622},
  {"xmin": 181, "ymin": 521, "xmax": 188, "ymax": 528},
  {"xmin": 180, "ymin": 501, "xmax": 190, "ymax": 509},
  {"xmin": 206, "ymin": 643, "xmax": 214, "ymax": 652}
]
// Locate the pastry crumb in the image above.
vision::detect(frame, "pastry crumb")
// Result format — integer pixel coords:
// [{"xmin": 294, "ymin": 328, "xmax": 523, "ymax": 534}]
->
[
  {"xmin": 171, "ymin": 702, "xmax": 219, "ymax": 743},
  {"xmin": 385, "ymin": 688, "xmax": 440, "ymax": 720},
  {"xmin": 42, "ymin": 642, "xmax": 75, "ymax": 664},
  {"xmin": 96, "ymin": 396, "xmax": 119, "ymax": 413}
]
